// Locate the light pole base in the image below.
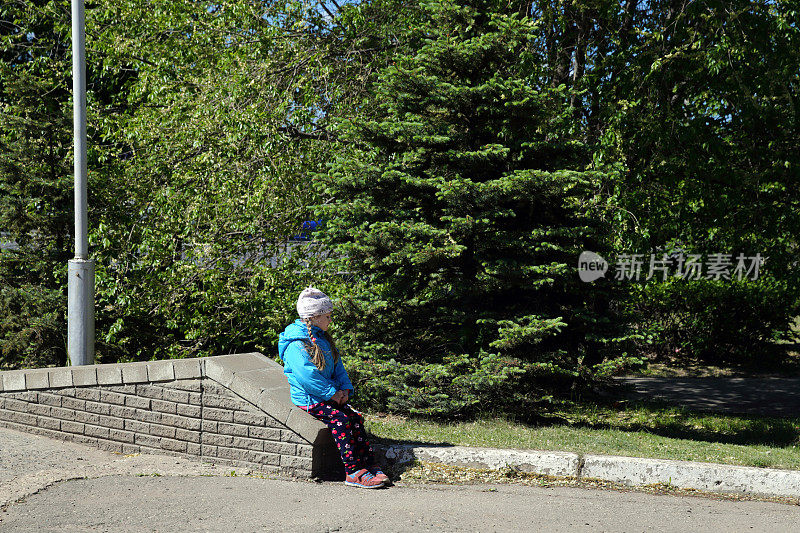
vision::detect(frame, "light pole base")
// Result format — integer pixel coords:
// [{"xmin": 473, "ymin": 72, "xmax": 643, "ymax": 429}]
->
[{"xmin": 68, "ymin": 259, "xmax": 95, "ymax": 366}]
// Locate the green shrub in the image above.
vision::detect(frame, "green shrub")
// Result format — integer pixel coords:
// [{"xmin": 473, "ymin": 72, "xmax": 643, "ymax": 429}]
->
[{"xmin": 627, "ymin": 276, "xmax": 799, "ymax": 367}]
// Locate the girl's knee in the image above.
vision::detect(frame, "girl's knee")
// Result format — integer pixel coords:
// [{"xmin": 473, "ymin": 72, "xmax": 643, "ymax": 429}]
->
[
  {"xmin": 344, "ymin": 408, "xmax": 363, "ymax": 424},
  {"xmin": 329, "ymin": 410, "xmax": 352, "ymax": 425}
]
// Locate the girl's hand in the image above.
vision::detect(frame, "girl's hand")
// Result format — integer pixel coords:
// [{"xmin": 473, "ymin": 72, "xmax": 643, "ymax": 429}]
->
[
  {"xmin": 340, "ymin": 389, "xmax": 350, "ymax": 405},
  {"xmin": 330, "ymin": 390, "xmax": 346, "ymax": 405}
]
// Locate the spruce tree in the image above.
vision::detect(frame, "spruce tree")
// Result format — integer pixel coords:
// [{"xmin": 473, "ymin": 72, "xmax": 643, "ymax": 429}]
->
[
  {"xmin": 0, "ymin": 0, "xmax": 77, "ymax": 367},
  {"xmin": 319, "ymin": 0, "xmax": 632, "ymax": 416}
]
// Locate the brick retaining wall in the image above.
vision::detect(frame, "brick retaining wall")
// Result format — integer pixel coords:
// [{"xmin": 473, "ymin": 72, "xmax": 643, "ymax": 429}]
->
[{"xmin": 0, "ymin": 354, "xmax": 339, "ymax": 478}]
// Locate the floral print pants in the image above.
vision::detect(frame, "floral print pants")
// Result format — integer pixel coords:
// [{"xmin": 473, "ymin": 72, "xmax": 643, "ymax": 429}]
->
[{"xmin": 301, "ymin": 402, "xmax": 375, "ymax": 474}]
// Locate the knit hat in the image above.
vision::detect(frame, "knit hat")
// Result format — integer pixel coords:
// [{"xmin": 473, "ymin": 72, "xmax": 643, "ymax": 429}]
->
[{"xmin": 296, "ymin": 286, "xmax": 333, "ymax": 318}]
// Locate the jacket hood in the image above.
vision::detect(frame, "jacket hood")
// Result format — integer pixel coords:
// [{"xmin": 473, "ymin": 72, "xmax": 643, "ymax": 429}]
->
[{"xmin": 278, "ymin": 319, "xmax": 322, "ymax": 359}]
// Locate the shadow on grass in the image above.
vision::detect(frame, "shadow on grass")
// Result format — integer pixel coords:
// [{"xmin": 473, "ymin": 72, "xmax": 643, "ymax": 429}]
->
[
  {"xmin": 731, "ymin": 342, "xmax": 800, "ymax": 376},
  {"xmin": 706, "ymin": 342, "xmax": 800, "ymax": 376},
  {"xmin": 586, "ymin": 375, "xmax": 800, "ymax": 447},
  {"xmin": 539, "ymin": 397, "xmax": 800, "ymax": 448},
  {"xmin": 359, "ymin": 369, "xmax": 800, "ymax": 453},
  {"xmin": 364, "ymin": 402, "xmax": 799, "ymax": 451}
]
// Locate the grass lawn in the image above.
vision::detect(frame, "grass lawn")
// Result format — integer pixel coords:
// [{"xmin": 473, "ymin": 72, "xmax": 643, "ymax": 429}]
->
[{"xmin": 363, "ymin": 402, "xmax": 800, "ymax": 471}]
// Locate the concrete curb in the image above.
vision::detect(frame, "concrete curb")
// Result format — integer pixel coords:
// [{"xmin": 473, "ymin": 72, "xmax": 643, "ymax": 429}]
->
[
  {"xmin": 375, "ymin": 444, "xmax": 579, "ymax": 478},
  {"xmin": 374, "ymin": 444, "xmax": 800, "ymax": 499},
  {"xmin": 581, "ymin": 454, "xmax": 800, "ymax": 499}
]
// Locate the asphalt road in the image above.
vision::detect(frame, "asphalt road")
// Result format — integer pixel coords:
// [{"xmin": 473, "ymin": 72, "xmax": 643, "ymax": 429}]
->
[
  {"xmin": 2, "ymin": 427, "xmax": 799, "ymax": 532},
  {"xmin": 615, "ymin": 377, "xmax": 800, "ymax": 417}
]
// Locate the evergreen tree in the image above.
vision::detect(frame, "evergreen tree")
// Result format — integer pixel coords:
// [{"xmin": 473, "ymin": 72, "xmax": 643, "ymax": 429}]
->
[
  {"xmin": 0, "ymin": 3, "xmax": 73, "ymax": 367},
  {"xmin": 319, "ymin": 0, "xmax": 635, "ymax": 416}
]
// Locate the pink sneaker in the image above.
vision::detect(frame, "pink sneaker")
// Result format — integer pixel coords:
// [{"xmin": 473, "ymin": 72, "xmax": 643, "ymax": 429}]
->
[
  {"xmin": 344, "ymin": 468, "xmax": 385, "ymax": 489},
  {"xmin": 370, "ymin": 466, "xmax": 391, "ymax": 485}
]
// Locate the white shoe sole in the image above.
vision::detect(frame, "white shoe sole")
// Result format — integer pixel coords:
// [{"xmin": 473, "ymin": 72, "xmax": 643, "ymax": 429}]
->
[{"xmin": 344, "ymin": 480, "xmax": 385, "ymax": 489}]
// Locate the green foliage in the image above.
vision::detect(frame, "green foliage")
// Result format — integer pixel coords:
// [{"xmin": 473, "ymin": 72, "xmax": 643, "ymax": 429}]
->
[
  {"xmin": 1, "ymin": 0, "xmax": 796, "ymax": 412},
  {"xmin": 600, "ymin": 1, "xmax": 800, "ymax": 262},
  {"xmin": 342, "ymin": 347, "xmax": 534, "ymax": 417},
  {"xmin": 80, "ymin": 0, "xmax": 409, "ymax": 361},
  {"xmin": 594, "ymin": 0, "xmax": 800, "ymax": 361},
  {"xmin": 319, "ymin": 0, "xmax": 635, "ymax": 416},
  {"xmin": 86, "ymin": 1, "xmax": 326, "ymax": 360},
  {"xmin": 532, "ymin": 0, "xmax": 800, "ymax": 368},
  {"xmin": 0, "ymin": 2, "xmax": 73, "ymax": 367},
  {"xmin": 627, "ymin": 276, "xmax": 799, "ymax": 367}
]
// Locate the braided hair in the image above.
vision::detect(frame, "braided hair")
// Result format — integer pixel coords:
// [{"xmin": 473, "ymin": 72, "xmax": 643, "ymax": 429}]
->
[{"xmin": 302, "ymin": 318, "xmax": 340, "ymax": 371}]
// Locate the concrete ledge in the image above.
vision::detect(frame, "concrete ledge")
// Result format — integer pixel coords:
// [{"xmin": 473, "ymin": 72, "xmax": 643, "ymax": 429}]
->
[
  {"xmin": 0, "ymin": 355, "xmax": 284, "ymax": 394},
  {"xmin": 173, "ymin": 358, "xmax": 203, "ymax": 380},
  {"xmin": 204, "ymin": 353, "xmax": 269, "ymax": 389},
  {"xmin": 25, "ymin": 369, "xmax": 50, "ymax": 390},
  {"xmin": 121, "ymin": 363, "xmax": 148, "ymax": 384},
  {"xmin": 146, "ymin": 360, "xmax": 176, "ymax": 382},
  {"xmin": 205, "ymin": 354, "xmax": 301, "ymax": 429},
  {"xmin": 97, "ymin": 365, "xmax": 122, "ymax": 385},
  {"xmin": 48, "ymin": 368, "xmax": 74, "ymax": 388},
  {"xmin": 285, "ymin": 408, "xmax": 329, "ymax": 444},
  {"xmin": 72, "ymin": 367, "xmax": 97, "ymax": 387},
  {"xmin": 0, "ymin": 360, "xmax": 210, "ymax": 391},
  {"xmin": 2, "ymin": 372, "xmax": 25, "ymax": 392}
]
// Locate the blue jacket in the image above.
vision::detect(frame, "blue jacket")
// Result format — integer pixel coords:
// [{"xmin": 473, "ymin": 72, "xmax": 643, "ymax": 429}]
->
[{"xmin": 278, "ymin": 319, "xmax": 354, "ymax": 407}]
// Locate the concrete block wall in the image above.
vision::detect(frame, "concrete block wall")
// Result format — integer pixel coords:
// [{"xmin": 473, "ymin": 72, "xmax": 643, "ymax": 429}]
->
[{"xmin": 0, "ymin": 353, "xmax": 339, "ymax": 478}]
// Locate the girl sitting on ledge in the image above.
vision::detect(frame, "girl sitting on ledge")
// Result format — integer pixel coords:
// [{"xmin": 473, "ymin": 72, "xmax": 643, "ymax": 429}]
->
[{"xmin": 278, "ymin": 286, "xmax": 388, "ymax": 489}]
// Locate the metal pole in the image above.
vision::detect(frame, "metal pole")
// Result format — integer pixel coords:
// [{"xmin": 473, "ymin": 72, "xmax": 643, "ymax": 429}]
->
[{"xmin": 68, "ymin": 0, "xmax": 94, "ymax": 366}]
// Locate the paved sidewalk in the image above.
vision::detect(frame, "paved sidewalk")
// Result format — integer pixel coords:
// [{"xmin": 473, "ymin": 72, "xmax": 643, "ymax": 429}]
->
[
  {"xmin": 0, "ymin": 425, "xmax": 232, "ymax": 510},
  {"xmin": 2, "ymin": 428, "xmax": 799, "ymax": 532},
  {"xmin": 614, "ymin": 377, "xmax": 800, "ymax": 417}
]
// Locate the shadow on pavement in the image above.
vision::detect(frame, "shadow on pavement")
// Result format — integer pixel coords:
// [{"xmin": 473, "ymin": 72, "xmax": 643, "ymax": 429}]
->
[
  {"xmin": 575, "ymin": 377, "xmax": 800, "ymax": 447},
  {"xmin": 614, "ymin": 376, "xmax": 800, "ymax": 418}
]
